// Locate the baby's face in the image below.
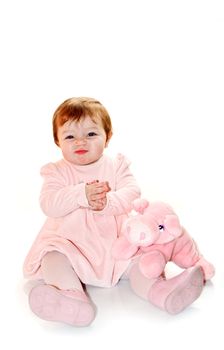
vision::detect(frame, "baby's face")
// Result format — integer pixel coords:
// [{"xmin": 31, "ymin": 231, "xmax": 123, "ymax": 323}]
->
[{"xmin": 57, "ymin": 116, "xmax": 109, "ymax": 165}]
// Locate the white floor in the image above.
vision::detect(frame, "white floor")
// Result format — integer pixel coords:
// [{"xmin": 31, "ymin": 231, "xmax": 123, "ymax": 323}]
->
[
  {"xmin": 1, "ymin": 1, "xmax": 224, "ymax": 348},
  {"xmin": 2, "ymin": 207, "xmax": 223, "ymax": 350}
]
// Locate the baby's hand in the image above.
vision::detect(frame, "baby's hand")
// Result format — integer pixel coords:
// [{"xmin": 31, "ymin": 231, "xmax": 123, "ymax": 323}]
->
[{"xmin": 86, "ymin": 181, "xmax": 110, "ymax": 210}]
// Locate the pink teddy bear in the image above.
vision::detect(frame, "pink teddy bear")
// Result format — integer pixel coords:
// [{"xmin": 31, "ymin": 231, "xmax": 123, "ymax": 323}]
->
[
  {"xmin": 113, "ymin": 199, "xmax": 215, "ymax": 282},
  {"xmin": 112, "ymin": 199, "xmax": 215, "ymax": 314}
]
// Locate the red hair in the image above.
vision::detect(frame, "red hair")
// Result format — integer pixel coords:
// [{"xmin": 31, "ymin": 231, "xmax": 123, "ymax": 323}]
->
[{"xmin": 52, "ymin": 97, "xmax": 112, "ymax": 145}]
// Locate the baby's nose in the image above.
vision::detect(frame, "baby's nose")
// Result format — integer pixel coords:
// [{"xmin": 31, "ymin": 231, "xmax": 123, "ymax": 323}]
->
[{"xmin": 74, "ymin": 138, "xmax": 87, "ymax": 145}]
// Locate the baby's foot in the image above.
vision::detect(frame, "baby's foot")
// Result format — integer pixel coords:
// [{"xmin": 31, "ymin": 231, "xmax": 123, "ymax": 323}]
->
[
  {"xmin": 148, "ymin": 266, "xmax": 204, "ymax": 314},
  {"xmin": 164, "ymin": 266, "xmax": 204, "ymax": 314},
  {"xmin": 29, "ymin": 284, "xmax": 95, "ymax": 326}
]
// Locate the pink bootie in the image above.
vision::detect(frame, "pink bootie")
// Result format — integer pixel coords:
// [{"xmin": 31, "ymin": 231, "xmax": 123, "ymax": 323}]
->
[
  {"xmin": 148, "ymin": 266, "xmax": 204, "ymax": 314},
  {"xmin": 29, "ymin": 284, "xmax": 95, "ymax": 326}
]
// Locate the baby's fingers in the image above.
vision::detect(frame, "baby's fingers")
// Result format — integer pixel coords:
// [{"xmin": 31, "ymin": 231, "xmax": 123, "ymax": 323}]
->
[{"xmin": 90, "ymin": 192, "xmax": 107, "ymax": 201}]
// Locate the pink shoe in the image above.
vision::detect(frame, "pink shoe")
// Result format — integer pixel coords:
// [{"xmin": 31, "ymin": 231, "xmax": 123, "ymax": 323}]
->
[
  {"xmin": 29, "ymin": 284, "xmax": 96, "ymax": 326},
  {"xmin": 148, "ymin": 266, "xmax": 204, "ymax": 314}
]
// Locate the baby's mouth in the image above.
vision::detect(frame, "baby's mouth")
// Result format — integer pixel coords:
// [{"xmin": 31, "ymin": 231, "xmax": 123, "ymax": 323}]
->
[{"xmin": 74, "ymin": 150, "xmax": 88, "ymax": 155}]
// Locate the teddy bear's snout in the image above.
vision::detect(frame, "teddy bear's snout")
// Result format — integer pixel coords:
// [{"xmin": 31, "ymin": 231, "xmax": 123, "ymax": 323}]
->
[
  {"xmin": 126, "ymin": 219, "xmax": 158, "ymax": 246},
  {"xmin": 139, "ymin": 232, "xmax": 146, "ymax": 241}
]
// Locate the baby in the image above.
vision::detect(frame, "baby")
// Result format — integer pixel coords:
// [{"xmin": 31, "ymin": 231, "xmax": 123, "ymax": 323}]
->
[
  {"xmin": 23, "ymin": 97, "xmax": 141, "ymax": 326},
  {"xmin": 23, "ymin": 97, "xmax": 208, "ymax": 326}
]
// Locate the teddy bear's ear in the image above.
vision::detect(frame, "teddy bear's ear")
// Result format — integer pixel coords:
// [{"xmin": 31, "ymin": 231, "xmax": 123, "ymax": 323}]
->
[
  {"xmin": 164, "ymin": 214, "xmax": 182, "ymax": 238},
  {"xmin": 133, "ymin": 198, "xmax": 149, "ymax": 214}
]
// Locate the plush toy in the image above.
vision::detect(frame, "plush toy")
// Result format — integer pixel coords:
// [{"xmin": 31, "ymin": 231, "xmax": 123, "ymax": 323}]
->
[{"xmin": 112, "ymin": 199, "xmax": 215, "ymax": 281}]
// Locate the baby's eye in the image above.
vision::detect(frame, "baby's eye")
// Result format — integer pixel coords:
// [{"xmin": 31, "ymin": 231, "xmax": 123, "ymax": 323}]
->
[
  {"xmin": 87, "ymin": 132, "xmax": 97, "ymax": 137},
  {"xmin": 65, "ymin": 135, "xmax": 74, "ymax": 140},
  {"xmin": 158, "ymin": 225, "xmax": 164, "ymax": 231}
]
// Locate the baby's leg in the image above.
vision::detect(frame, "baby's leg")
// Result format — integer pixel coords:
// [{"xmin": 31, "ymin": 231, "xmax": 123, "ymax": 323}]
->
[
  {"xmin": 29, "ymin": 251, "xmax": 95, "ymax": 326},
  {"xmin": 128, "ymin": 262, "xmax": 204, "ymax": 314},
  {"xmin": 128, "ymin": 261, "xmax": 158, "ymax": 300},
  {"xmin": 41, "ymin": 250, "xmax": 83, "ymax": 291}
]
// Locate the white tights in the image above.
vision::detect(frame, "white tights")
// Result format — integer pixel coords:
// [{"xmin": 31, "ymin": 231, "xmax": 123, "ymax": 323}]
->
[
  {"xmin": 41, "ymin": 251, "xmax": 83, "ymax": 292},
  {"xmin": 40, "ymin": 251, "xmax": 154, "ymax": 298},
  {"xmin": 40, "ymin": 251, "xmax": 204, "ymax": 314}
]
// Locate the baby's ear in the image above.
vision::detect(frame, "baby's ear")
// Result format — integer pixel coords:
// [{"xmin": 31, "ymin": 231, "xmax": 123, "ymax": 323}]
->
[{"xmin": 133, "ymin": 199, "xmax": 149, "ymax": 214}]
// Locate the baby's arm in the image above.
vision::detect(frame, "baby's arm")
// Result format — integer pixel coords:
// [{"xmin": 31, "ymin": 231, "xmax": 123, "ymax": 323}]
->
[
  {"xmin": 39, "ymin": 163, "xmax": 89, "ymax": 217},
  {"xmin": 95, "ymin": 155, "xmax": 141, "ymax": 216},
  {"xmin": 86, "ymin": 181, "xmax": 110, "ymax": 210}
]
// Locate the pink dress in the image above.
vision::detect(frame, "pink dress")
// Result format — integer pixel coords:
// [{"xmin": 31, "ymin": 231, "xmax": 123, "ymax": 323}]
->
[{"xmin": 23, "ymin": 154, "xmax": 141, "ymax": 288}]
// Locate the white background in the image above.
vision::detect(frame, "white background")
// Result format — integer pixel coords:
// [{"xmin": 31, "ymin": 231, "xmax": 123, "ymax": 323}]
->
[{"xmin": 0, "ymin": 0, "xmax": 224, "ymax": 348}]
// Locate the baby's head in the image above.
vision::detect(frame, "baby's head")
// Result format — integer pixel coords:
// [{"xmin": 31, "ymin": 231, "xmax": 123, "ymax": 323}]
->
[
  {"xmin": 53, "ymin": 97, "xmax": 112, "ymax": 146},
  {"xmin": 52, "ymin": 97, "xmax": 113, "ymax": 165}
]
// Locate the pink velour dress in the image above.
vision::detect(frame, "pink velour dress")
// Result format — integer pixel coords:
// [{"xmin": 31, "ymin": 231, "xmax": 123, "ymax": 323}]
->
[{"xmin": 23, "ymin": 153, "xmax": 141, "ymax": 288}]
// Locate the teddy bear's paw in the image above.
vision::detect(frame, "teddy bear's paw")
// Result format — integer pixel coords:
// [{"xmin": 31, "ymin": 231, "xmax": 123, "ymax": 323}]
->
[
  {"xmin": 112, "ymin": 236, "xmax": 138, "ymax": 260},
  {"xmin": 139, "ymin": 250, "xmax": 166, "ymax": 279},
  {"xmin": 196, "ymin": 257, "xmax": 215, "ymax": 281}
]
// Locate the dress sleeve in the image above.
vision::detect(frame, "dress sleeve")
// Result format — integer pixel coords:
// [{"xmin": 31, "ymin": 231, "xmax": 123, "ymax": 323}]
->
[
  {"xmin": 39, "ymin": 163, "xmax": 89, "ymax": 217},
  {"xmin": 96, "ymin": 154, "xmax": 141, "ymax": 216}
]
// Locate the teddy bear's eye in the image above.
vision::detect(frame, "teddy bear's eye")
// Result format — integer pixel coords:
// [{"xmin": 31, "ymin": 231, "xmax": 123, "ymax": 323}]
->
[{"xmin": 159, "ymin": 225, "xmax": 164, "ymax": 231}]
